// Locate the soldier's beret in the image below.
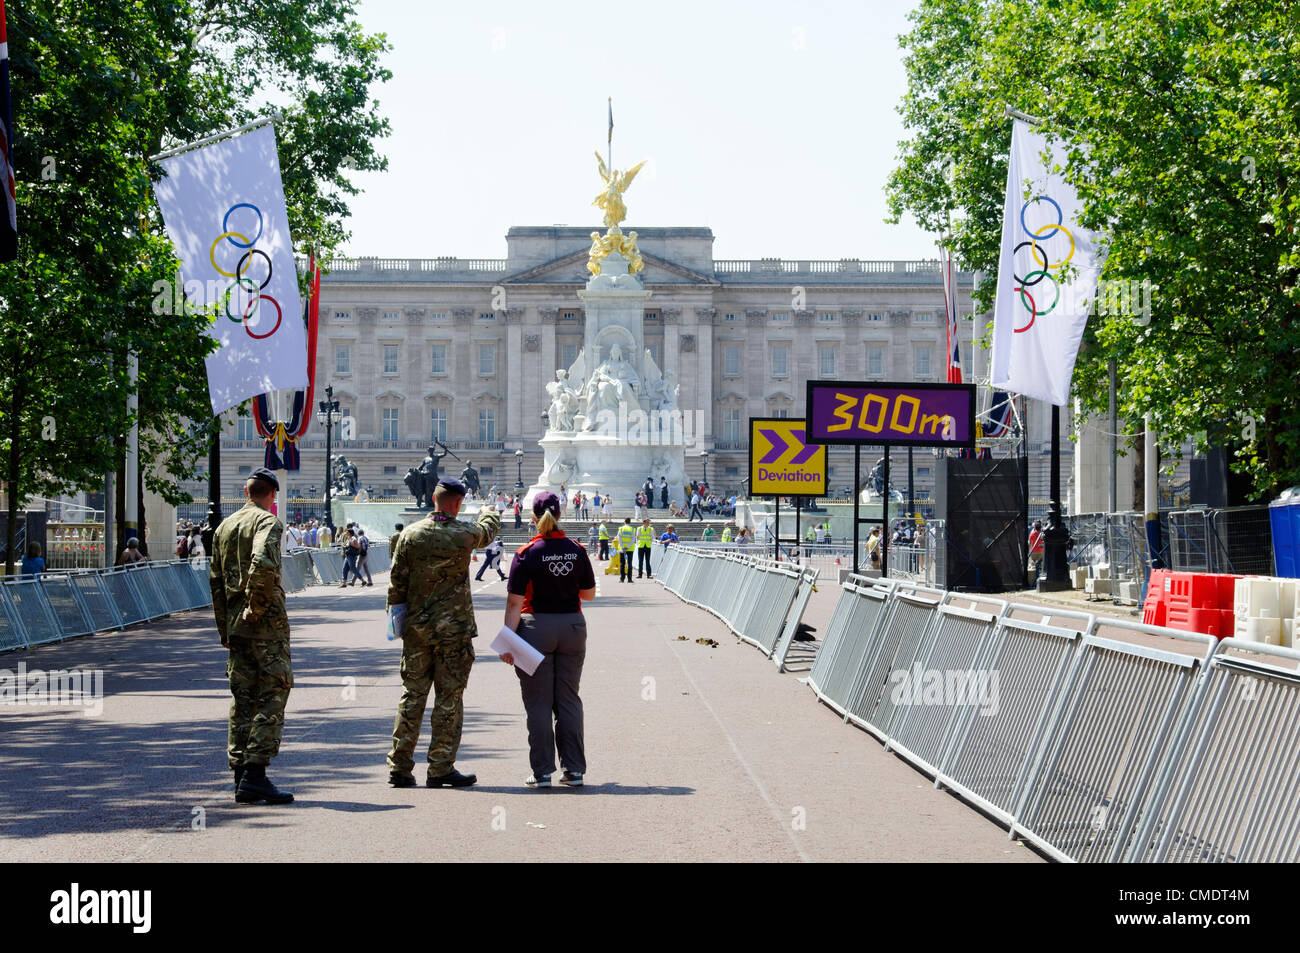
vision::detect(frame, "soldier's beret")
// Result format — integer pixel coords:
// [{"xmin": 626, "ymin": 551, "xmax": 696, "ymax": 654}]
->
[
  {"xmin": 436, "ymin": 478, "xmax": 466, "ymax": 496},
  {"xmin": 250, "ymin": 467, "xmax": 280, "ymax": 490}
]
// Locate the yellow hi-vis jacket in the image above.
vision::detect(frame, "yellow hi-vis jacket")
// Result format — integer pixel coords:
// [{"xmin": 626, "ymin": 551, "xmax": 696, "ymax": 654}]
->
[
  {"xmin": 636, "ymin": 524, "xmax": 654, "ymax": 548},
  {"xmin": 598, "ymin": 524, "xmax": 610, "ymax": 540},
  {"xmin": 721, "ymin": 527, "xmax": 733, "ymax": 543},
  {"xmin": 617, "ymin": 524, "xmax": 636, "ymax": 552}
]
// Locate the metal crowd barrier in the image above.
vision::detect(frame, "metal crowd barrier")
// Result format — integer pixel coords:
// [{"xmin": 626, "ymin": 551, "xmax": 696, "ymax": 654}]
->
[
  {"xmin": 1128, "ymin": 639, "xmax": 1300, "ymax": 863},
  {"xmin": 655, "ymin": 545, "xmax": 819, "ymax": 671},
  {"xmin": 802, "ymin": 578, "xmax": 1300, "ymax": 863},
  {"xmin": 0, "ymin": 542, "xmax": 367, "ymax": 653}
]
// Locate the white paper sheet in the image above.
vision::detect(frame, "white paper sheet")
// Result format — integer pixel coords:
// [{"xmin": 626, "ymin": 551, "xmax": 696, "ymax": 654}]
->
[{"xmin": 490, "ymin": 625, "xmax": 544, "ymax": 676}]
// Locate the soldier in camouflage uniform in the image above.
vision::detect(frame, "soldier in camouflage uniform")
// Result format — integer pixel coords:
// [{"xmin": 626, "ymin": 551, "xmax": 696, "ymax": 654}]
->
[
  {"xmin": 389, "ymin": 523, "xmax": 403, "ymax": 553},
  {"xmin": 387, "ymin": 479, "xmax": 500, "ymax": 788},
  {"xmin": 210, "ymin": 468, "xmax": 295, "ymax": 805}
]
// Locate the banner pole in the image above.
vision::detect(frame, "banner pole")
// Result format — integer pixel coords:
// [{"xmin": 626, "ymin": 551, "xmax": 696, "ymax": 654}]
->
[
  {"xmin": 853, "ymin": 445, "xmax": 861, "ymax": 574},
  {"xmin": 882, "ymin": 447, "xmax": 890, "ymax": 577}
]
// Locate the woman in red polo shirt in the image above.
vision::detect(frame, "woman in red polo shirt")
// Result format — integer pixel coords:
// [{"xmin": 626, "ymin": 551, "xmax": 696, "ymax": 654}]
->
[{"xmin": 499, "ymin": 491, "xmax": 597, "ymax": 788}]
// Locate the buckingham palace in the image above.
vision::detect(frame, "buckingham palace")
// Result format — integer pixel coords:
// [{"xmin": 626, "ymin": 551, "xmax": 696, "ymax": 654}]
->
[{"xmin": 214, "ymin": 224, "xmax": 1009, "ymax": 503}]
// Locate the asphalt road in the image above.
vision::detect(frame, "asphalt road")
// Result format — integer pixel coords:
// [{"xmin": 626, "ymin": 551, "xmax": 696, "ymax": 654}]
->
[{"xmin": 0, "ymin": 559, "xmax": 1040, "ymax": 863}]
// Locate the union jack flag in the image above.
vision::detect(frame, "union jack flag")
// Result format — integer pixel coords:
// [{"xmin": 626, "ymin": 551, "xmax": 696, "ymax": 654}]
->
[
  {"xmin": 0, "ymin": 0, "xmax": 15, "ymax": 262},
  {"xmin": 941, "ymin": 244, "xmax": 962, "ymax": 383}
]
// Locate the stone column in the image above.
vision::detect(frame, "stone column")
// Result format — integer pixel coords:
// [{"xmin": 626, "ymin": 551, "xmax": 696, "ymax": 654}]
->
[
  {"xmin": 504, "ymin": 307, "xmax": 523, "ymax": 443},
  {"xmin": 452, "ymin": 308, "xmax": 473, "ymax": 438}
]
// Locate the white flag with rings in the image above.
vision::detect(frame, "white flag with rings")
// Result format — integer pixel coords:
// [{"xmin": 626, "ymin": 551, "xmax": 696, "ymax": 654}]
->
[
  {"xmin": 990, "ymin": 119, "xmax": 1102, "ymax": 407},
  {"xmin": 152, "ymin": 123, "xmax": 306, "ymax": 415}
]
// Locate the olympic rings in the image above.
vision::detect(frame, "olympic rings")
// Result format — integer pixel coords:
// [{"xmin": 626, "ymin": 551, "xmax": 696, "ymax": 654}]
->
[
  {"xmin": 1011, "ymin": 194, "xmax": 1072, "ymax": 332},
  {"xmin": 222, "ymin": 203, "xmax": 264, "ymax": 247},
  {"xmin": 243, "ymin": 293, "xmax": 282, "ymax": 339},
  {"xmin": 210, "ymin": 231, "xmax": 251, "ymax": 277},
  {"xmin": 209, "ymin": 203, "xmax": 280, "ymax": 340}
]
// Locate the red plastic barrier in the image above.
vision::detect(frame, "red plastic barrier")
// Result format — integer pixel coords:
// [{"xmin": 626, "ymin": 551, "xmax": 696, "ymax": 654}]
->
[
  {"xmin": 1142, "ymin": 569, "xmax": 1171, "ymax": 627},
  {"xmin": 1162, "ymin": 571, "xmax": 1242, "ymax": 637}
]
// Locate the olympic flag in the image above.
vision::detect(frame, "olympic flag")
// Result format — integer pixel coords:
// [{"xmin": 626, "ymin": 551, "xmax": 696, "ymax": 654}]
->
[
  {"xmin": 990, "ymin": 119, "xmax": 1101, "ymax": 407},
  {"xmin": 152, "ymin": 124, "xmax": 306, "ymax": 415}
]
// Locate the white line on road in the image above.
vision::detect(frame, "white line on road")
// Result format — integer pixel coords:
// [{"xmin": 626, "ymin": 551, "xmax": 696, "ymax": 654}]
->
[{"xmin": 660, "ymin": 624, "xmax": 814, "ymax": 863}]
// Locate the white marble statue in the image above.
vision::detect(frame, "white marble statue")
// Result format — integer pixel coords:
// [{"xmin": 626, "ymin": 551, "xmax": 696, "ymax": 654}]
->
[{"xmin": 545, "ymin": 369, "xmax": 579, "ymax": 432}]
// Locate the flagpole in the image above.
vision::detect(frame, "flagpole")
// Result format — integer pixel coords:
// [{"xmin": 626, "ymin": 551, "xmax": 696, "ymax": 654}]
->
[
  {"xmin": 607, "ymin": 97, "xmax": 613, "ymax": 174},
  {"xmin": 148, "ymin": 112, "xmax": 283, "ymax": 163}
]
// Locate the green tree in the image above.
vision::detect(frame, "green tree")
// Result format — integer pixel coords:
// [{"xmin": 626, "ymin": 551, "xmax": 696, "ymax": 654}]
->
[
  {"xmin": 887, "ymin": 0, "xmax": 1300, "ymax": 500},
  {"xmin": 0, "ymin": 0, "xmax": 391, "ymax": 571}
]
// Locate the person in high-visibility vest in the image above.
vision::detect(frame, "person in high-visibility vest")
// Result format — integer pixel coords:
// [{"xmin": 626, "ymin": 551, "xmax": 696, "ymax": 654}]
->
[
  {"xmin": 616, "ymin": 518, "xmax": 636, "ymax": 583},
  {"xmin": 597, "ymin": 522, "xmax": 610, "ymax": 561},
  {"xmin": 721, "ymin": 524, "xmax": 733, "ymax": 545},
  {"xmin": 636, "ymin": 518, "xmax": 655, "ymax": 579}
]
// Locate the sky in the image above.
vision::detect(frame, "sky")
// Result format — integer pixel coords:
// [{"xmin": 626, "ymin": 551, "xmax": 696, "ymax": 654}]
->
[{"xmin": 339, "ymin": 0, "xmax": 937, "ymax": 262}]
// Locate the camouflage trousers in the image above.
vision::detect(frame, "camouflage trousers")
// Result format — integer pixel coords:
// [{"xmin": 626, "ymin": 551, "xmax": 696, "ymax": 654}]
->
[
  {"xmin": 387, "ymin": 636, "xmax": 475, "ymax": 777},
  {"xmin": 227, "ymin": 636, "xmax": 293, "ymax": 768}
]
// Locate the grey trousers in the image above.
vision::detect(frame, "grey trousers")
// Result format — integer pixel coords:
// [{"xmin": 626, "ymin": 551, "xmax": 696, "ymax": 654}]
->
[{"xmin": 516, "ymin": 611, "xmax": 587, "ymax": 777}]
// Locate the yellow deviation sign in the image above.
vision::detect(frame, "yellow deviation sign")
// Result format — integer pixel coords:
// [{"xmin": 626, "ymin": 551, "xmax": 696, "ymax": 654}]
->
[{"xmin": 748, "ymin": 416, "xmax": 827, "ymax": 497}]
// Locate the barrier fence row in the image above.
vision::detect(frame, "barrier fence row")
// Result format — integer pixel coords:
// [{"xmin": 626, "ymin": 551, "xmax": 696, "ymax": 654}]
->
[
  {"xmin": 656, "ymin": 545, "xmax": 819, "ymax": 670},
  {"xmin": 807, "ymin": 574, "xmax": 1300, "ymax": 863},
  {"xmin": 0, "ymin": 542, "xmax": 391, "ymax": 653}
]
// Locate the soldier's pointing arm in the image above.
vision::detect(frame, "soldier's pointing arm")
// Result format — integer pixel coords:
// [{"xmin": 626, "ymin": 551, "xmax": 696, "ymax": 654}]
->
[
  {"xmin": 471, "ymin": 509, "xmax": 501, "ymax": 548},
  {"xmin": 245, "ymin": 516, "xmax": 282, "ymax": 623}
]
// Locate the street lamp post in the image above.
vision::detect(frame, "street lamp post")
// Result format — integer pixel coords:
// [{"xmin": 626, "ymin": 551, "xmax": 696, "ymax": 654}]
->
[
  {"xmin": 515, "ymin": 448, "xmax": 525, "ymax": 493},
  {"xmin": 317, "ymin": 385, "xmax": 340, "ymax": 534},
  {"xmin": 700, "ymin": 450, "xmax": 710, "ymax": 487}
]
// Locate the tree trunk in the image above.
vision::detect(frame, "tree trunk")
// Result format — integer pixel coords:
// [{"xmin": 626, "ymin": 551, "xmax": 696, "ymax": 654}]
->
[{"xmin": 1132, "ymin": 426, "xmax": 1145, "ymax": 512}]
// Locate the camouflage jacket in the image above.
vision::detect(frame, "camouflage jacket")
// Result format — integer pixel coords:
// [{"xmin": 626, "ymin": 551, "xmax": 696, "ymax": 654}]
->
[
  {"xmin": 388, "ymin": 509, "xmax": 500, "ymax": 642},
  {"xmin": 209, "ymin": 501, "xmax": 288, "ymax": 643}
]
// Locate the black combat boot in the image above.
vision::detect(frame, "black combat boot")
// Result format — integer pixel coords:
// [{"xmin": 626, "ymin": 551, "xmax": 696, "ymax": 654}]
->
[
  {"xmin": 236, "ymin": 763, "xmax": 295, "ymax": 804},
  {"xmin": 427, "ymin": 768, "xmax": 477, "ymax": 788},
  {"xmin": 389, "ymin": 771, "xmax": 416, "ymax": 788},
  {"xmin": 233, "ymin": 765, "xmax": 244, "ymax": 793}
]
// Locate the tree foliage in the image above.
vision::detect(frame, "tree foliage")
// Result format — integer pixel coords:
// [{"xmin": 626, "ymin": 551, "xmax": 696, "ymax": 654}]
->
[
  {"xmin": 887, "ymin": 0, "xmax": 1300, "ymax": 499},
  {"xmin": 0, "ymin": 0, "xmax": 390, "ymax": 569}
]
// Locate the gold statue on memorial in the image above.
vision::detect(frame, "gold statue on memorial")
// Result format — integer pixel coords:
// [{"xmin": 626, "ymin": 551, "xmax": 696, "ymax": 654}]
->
[{"xmin": 588, "ymin": 150, "xmax": 647, "ymax": 276}]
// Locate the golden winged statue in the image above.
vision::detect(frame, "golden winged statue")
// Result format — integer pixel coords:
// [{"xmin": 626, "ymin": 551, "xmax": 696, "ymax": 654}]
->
[
  {"xmin": 589, "ymin": 152, "xmax": 648, "ymax": 275},
  {"xmin": 593, "ymin": 152, "xmax": 647, "ymax": 230}
]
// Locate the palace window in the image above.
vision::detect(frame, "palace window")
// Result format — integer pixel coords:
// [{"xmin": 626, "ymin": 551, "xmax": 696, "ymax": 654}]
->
[
  {"xmin": 335, "ymin": 344, "xmax": 350, "ymax": 374},
  {"xmin": 383, "ymin": 345, "xmax": 399, "ymax": 375},
  {"xmin": 236, "ymin": 415, "xmax": 257, "ymax": 441},
  {"xmin": 723, "ymin": 409, "xmax": 741, "ymax": 442},
  {"xmin": 431, "ymin": 344, "xmax": 447, "ymax": 375},
  {"xmin": 867, "ymin": 346, "xmax": 884, "ymax": 377},
  {"xmin": 560, "ymin": 344, "xmax": 577, "ymax": 369},
  {"xmin": 724, "ymin": 345, "xmax": 740, "ymax": 377},
  {"xmin": 430, "ymin": 408, "xmax": 447, "ymax": 443},
  {"xmin": 382, "ymin": 408, "xmax": 400, "ymax": 441},
  {"xmin": 771, "ymin": 346, "xmax": 788, "ymax": 377},
  {"xmin": 478, "ymin": 409, "xmax": 496, "ymax": 442},
  {"xmin": 479, "ymin": 343, "xmax": 496, "ymax": 375},
  {"xmin": 915, "ymin": 345, "xmax": 932, "ymax": 377},
  {"xmin": 819, "ymin": 346, "xmax": 836, "ymax": 377}
]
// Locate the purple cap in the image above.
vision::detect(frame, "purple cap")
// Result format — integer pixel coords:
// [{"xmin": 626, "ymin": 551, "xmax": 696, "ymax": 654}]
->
[{"xmin": 533, "ymin": 492, "xmax": 561, "ymax": 519}]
